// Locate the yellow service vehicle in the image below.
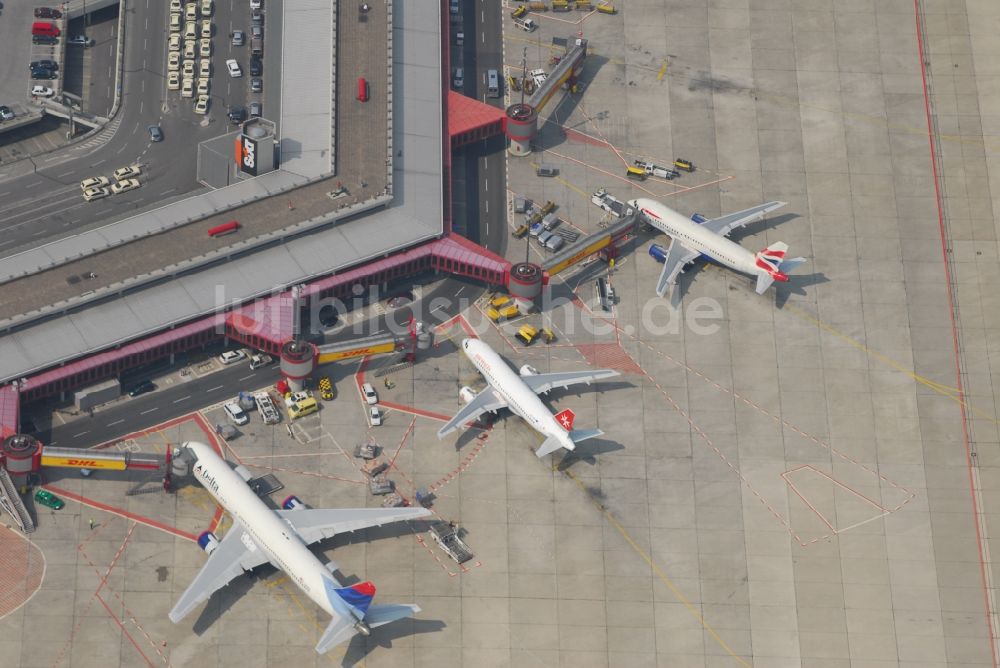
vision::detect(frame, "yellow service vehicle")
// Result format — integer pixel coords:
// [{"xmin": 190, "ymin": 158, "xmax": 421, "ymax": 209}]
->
[
  {"xmin": 318, "ymin": 376, "xmax": 335, "ymax": 401},
  {"xmin": 539, "ymin": 327, "xmax": 556, "ymax": 343},
  {"xmin": 516, "ymin": 325, "xmax": 539, "ymax": 345},
  {"xmin": 552, "ymin": 0, "xmax": 570, "ymax": 10},
  {"xmin": 596, "ymin": 2, "xmax": 616, "ymax": 13},
  {"xmin": 287, "ymin": 396, "xmax": 319, "ymax": 420},
  {"xmin": 626, "ymin": 165, "xmax": 648, "ymax": 180},
  {"xmin": 673, "ymin": 157, "xmax": 695, "ymax": 172},
  {"xmin": 512, "ymin": 224, "xmax": 529, "ymax": 239},
  {"xmin": 490, "ymin": 293, "xmax": 513, "ymax": 308},
  {"xmin": 511, "ymin": 5, "xmax": 527, "ymax": 18},
  {"xmin": 487, "ymin": 304, "xmax": 520, "ymax": 322}
]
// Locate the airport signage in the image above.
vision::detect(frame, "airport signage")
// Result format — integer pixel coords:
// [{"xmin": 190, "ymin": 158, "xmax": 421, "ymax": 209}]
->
[{"xmin": 236, "ymin": 135, "xmax": 259, "ymax": 176}]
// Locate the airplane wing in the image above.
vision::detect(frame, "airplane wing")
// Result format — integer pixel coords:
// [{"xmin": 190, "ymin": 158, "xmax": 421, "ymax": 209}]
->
[
  {"xmin": 698, "ymin": 201, "xmax": 786, "ymax": 237},
  {"xmin": 275, "ymin": 506, "xmax": 432, "ymax": 545},
  {"xmin": 437, "ymin": 387, "xmax": 508, "ymax": 437},
  {"xmin": 655, "ymin": 238, "xmax": 700, "ymax": 298},
  {"xmin": 169, "ymin": 522, "xmax": 270, "ymax": 623},
  {"xmin": 521, "ymin": 369, "xmax": 620, "ymax": 395}
]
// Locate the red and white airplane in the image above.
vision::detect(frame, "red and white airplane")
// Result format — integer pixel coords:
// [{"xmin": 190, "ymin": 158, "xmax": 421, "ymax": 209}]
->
[
  {"xmin": 437, "ymin": 338, "xmax": 619, "ymax": 457},
  {"xmin": 629, "ymin": 197, "xmax": 807, "ymax": 303}
]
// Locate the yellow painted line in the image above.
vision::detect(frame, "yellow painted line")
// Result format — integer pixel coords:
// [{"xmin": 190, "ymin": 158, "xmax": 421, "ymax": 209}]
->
[
  {"xmin": 561, "ymin": 467, "xmax": 752, "ymax": 667},
  {"xmin": 656, "ymin": 61, "xmax": 667, "ymax": 81}
]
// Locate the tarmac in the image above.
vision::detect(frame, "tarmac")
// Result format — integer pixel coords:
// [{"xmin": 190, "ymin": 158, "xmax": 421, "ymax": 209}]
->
[{"xmin": 3, "ymin": 0, "xmax": 1000, "ymax": 666}]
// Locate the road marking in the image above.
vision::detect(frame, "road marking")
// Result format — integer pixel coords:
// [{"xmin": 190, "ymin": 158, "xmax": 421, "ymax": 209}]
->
[
  {"xmin": 173, "ymin": 395, "xmax": 191, "ymax": 403},
  {"xmin": 73, "ymin": 431, "xmax": 90, "ymax": 438},
  {"xmin": 238, "ymin": 374, "xmax": 255, "ymax": 381},
  {"xmin": 92, "ymin": 159, "xmax": 106, "ymax": 167},
  {"xmin": 207, "ymin": 385, "xmax": 224, "ymax": 392},
  {"xmin": 107, "ymin": 419, "xmax": 125, "ymax": 427},
  {"xmin": 484, "ymin": 178, "xmax": 488, "ymax": 192},
  {"xmin": 140, "ymin": 408, "xmax": 158, "ymax": 415}
]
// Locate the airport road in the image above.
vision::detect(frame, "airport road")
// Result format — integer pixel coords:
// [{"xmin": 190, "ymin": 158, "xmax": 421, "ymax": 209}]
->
[
  {"xmin": 0, "ymin": 0, "xmax": 252, "ymax": 259},
  {"xmin": 37, "ymin": 275, "xmax": 481, "ymax": 450}
]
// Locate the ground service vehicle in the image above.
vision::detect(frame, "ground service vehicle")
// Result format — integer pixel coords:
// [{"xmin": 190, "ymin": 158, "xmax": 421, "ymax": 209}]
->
[
  {"xmin": 487, "ymin": 69, "xmax": 500, "ymax": 98},
  {"xmin": 536, "ymin": 165, "xmax": 558, "ymax": 177},
  {"xmin": 429, "ymin": 521, "xmax": 473, "ymax": 563},
  {"xmin": 516, "ymin": 325, "xmax": 539, "ymax": 345},
  {"xmin": 625, "ymin": 165, "xmax": 647, "ymax": 180},
  {"xmin": 224, "ymin": 402, "xmax": 249, "ymax": 425},
  {"xmin": 287, "ymin": 397, "xmax": 318, "ymax": 420},
  {"xmin": 362, "ymin": 383, "xmax": 379, "ymax": 405},
  {"xmin": 489, "ymin": 294, "xmax": 512, "ymax": 309},
  {"xmin": 357, "ymin": 77, "xmax": 369, "ymax": 102},
  {"xmin": 255, "ymin": 392, "xmax": 280, "ymax": 424},
  {"xmin": 512, "ymin": 224, "xmax": 529, "ymax": 239},
  {"xmin": 34, "ymin": 489, "xmax": 65, "ymax": 510},
  {"xmin": 318, "ymin": 377, "xmax": 335, "ymax": 401},
  {"xmin": 673, "ymin": 157, "xmax": 694, "ymax": 172},
  {"xmin": 487, "ymin": 304, "xmax": 520, "ymax": 322}
]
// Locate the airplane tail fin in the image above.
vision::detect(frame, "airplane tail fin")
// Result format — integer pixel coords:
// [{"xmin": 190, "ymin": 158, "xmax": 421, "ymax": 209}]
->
[
  {"xmin": 315, "ymin": 580, "xmax": 421, "ymax": 654},
  {"xmin": 535, "ymin": 428, "xmax": 603, "ymax": 458},
  {"xmin": 754, "ymin": 242, "xmax": 806, "ymax": 294}
]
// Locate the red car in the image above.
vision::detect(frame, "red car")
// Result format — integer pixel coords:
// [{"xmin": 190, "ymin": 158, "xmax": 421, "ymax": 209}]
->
[{"xmin": 34, "ymin": 7, "xmax": 63, "ymax": 18}]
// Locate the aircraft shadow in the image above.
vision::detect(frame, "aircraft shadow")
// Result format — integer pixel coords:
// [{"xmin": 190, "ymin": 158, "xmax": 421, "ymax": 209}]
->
[
  {"xmin": 341, "ymin": 618, "xmax": 447, "ymax": 667},
  {"xmin": 556, "ymin": 438, "xmax": 625, "ymax": 470}
]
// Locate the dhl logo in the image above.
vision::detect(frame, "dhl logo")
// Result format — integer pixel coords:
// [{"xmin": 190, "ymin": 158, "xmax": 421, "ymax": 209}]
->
[{"xmin": 41, "ymin": 456, "xmax": 126, "ymax": 470}]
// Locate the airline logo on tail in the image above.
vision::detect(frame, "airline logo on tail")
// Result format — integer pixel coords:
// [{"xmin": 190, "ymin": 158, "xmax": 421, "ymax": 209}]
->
[
  {"xmin": 754, "ymin": 242, "xmax": 790, "ymax": 282},
  {"xmin": 554, "ymin": 409, "xmax": 575, "ymax": 431},
  {"xmin": 326, "ymin": 579, "xmax": 376, "ymax": 616}
]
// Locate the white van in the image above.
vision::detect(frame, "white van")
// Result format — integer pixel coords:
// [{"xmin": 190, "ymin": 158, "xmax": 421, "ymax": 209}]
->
[
  {"xmin": 453, "ymin": 67, "xmax": 464, "ymax": 89},
  {"xmin": 487, "ymin": 69, "xmax": 500, "ymax": 98},
  {"xmin": 224, "ymin": 402, "xmax": 249, "ymax": 425}
]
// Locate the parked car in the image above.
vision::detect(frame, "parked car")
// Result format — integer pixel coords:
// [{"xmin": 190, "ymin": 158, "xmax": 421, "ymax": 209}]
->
[
  {"xmin": 183, "ymin": 39, "xmax": 196, "ymax": 59},
  {"xmin": 250, "ymin": 9, "xmax": 263, "ymax": 25},
  {"xmin": 199, "ymin": 60, "xmax": 211, "ymax": 78},
  {"xmin": 250, "ymin": 24, "xmax": 262, "ymax": 38},
  {"xmin": 250, "ymin": 0, "xmax": 262, "ymax": 9},
  {"xmin": 224, "ymin": 402, "xmax": 249, "ymax": 426},
  {"xmin": 32, "ymin": 35, "xmax": 60, "ymax": 45},
  {"xmin": 168, "ymin": 51, "xmax": 180, "ymax": 71},
  {"xmin": 34, "ymin": 8, "xmax": 63, "ymax": 19},
  {"xmin": 148, "ymin": 125, "xmax": 163, "ymax": 142},
  {"xmin": 228, "ymin": 106, "xmax": 246, "ymax": 123},
  {"xmin": 219, "ymin": 350, "xmax": 246, "ymax": 364},
  {"xmin": 181, "ymin": 77, "xmax": 194, "ymax": 98},
  {"xmin": 185, "ymin": 2, "xmax": 198, "ymax": 21},
  {"xmin": 199, "ymin": 38, "xmax": 211, "ymax": 57},
  {"xmin": 201, "ymin": 0, "xmax": 213, "ymax": 15},
  {"xmin": 0, "ymin": 106, "xmax": 15, "ymax": 121},
  {"xmin": 127, "ymin": 380, "xmax": 155, "ymax": 397},
  {"xmin": 249, "ymin": 354, "xmax": 272, "ymax": 370},
  {"xmin": 167, "ymin": 71, "xmax": 180, "ymax": 90},
  {"xmin": 67, "ymin": 35, "xmax": 95, "ymax": 46},
  {"xmin": 111, "ymin": 178, "xmax": 141, "ymax": 195},
  {"xmin": 194, "ymin": 95, "xmax": 209, "ymax": 115},
  {"xmin": 369, "ymin": 406, "xmax": 383, "ymax": 427},
  {"xmin": 201, "ymin": 19, "xmax": 212, "ymax": 38},
  {"xmin": 30, "ymin": 85, "xmax": 55, "ymax": 97},
  {"xmin": 249, "ymin": 101, "xmax": 262, "ymax": 118},
  {"xmin": 170, "ymin": 0, "xmax": 183, "ymax": 11},
  {"xmin": 250, "ymin": 78, "xmax": 262, "ymax": 92},
  {"xmin": 361, "ymin": 383, "xmax": 378, "ymax": 405},
  {"xmin": 197, "ymin": 78, "xmax": 209, "ymax": 95},
  {"xmin": 169, "ymin": 33, "xmax": 181, "ymax": 51},
  {"xmin": 226, "ymin": 59, "xmax": 242, "ymax": 77},
  {"xmin": 30, "ymin": 68, "xmax": 58, "ymax": 80},
  {"xmin": 29, "ymin": 60, "xmax": 59, "ymax": 71},
  {"xmin": 249, "ymin": 56, "xmax": 262, "ymax": 76},
  {"xmin": 184, "ymin": 21, "xmax": 197, "ymax": 40},
  {"xmin": 231, "ymin": 30, "xmax": 245, "ymax": 46},
  {"xmin": 34, "ymin": 489, "xmax": 64, "ymax": 510},
  {"xmin": 80, "ymin": 176, "xmax": 110, "ymax": 190}
]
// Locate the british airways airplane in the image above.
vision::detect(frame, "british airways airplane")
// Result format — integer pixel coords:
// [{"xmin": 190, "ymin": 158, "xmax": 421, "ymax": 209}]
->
[
  {"xmin": 629, "ymin": 197, "xmax": 807, "ymax": 304},
  {"xmin": 437, "ymin": 338, "xmax": 620, "ymax": 457},
  {"xmin": 169, "ymin": 441, "xmax": 432, "ymax": 654}
]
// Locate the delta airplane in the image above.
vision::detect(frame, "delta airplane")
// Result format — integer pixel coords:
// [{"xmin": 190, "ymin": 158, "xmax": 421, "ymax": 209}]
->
[
  {"xmin": 169, "ymin": 441, "xmax": 432, "ymax": 654},
  {"xmin": 437, "ymin": 338, "xmax": 620, "ymax": 457},
  {"xmin": 629, "ymin": 197, "xmax": 807, "ymax": 304}
]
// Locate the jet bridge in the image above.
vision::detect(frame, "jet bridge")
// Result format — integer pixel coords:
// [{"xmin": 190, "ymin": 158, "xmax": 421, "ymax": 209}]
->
[{"xmin": 505, "ymin": 37, "xmax": 588, "ymax": 155}]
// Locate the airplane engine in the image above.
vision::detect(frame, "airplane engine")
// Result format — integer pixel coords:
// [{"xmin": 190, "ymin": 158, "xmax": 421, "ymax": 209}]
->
[
  {"xmin": 282, "ymin": 495, "xmax": 305, "ymax": 510},
  {"xmin": 459, "ymin": 386, "xmax": 477, "ymax": 405},
  {"xmin": 197, "ymin": 531, "xmax": 220, "ymax": 555},
  {"xmin": 519, "ymin": 364, "xmax": 539, "ymax": 377}
]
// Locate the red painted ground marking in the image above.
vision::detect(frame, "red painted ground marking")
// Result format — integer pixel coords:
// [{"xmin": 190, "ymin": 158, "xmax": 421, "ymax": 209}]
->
[
  {"xmin": 44, "ymin": 484, "xmax": 198, "ymax": 542},
  {"xmin": 562, "ymin": 126, "xmax": 611, "ymax": 148},
  {"xmin": 389, "ymin": 417, "xmax": 416, "ymax": 468},
  {"xmin": 428, "ymin": 430, "xmax": 492, "ymax": 493},
  {"xmin": 378, "ymin": 400, "xmax": 451, "ymax": 423},
  {"xmin": 911, "ymin": 1, "xmax": 997, "ymax": 662},
  {"xmin": 94, "ymin": 593, "xmax": 154, "ymax": 666},
  {"xmin": 574, "ymin": 342, "xmax": 644, "ymax": 376},
  {"xmin": 781, "ymin": 465, "xmax": 889, "ymax": 536},
  {"xmin": 0, "ymin": 525, "xmax": 45, "ymax": 620}
]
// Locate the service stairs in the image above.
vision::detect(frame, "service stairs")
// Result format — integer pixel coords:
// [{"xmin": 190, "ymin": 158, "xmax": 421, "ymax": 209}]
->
[{"xmin": 0, "ymin": 469, "xmax": 35, "ymax": 534}]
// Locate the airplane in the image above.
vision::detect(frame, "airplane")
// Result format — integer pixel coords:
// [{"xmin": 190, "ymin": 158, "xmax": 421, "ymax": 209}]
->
[
  {"xmin": 629, "ymin": 197, "xmax": 807, "ymax": 304},
  {"xmin": 437, "ymin": 338, "xmax": 620, "ymax": 457},
  {"xmin": 169, "ymin": 441, "xmax": 433, "ymax": 654}
]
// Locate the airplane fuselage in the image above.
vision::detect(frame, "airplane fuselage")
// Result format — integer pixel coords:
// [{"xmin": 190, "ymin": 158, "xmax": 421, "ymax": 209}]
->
[
  {"xmin": 186, "ymin": 441, "xmax": 338, "ymax": 618},
  {"xmin": 631, "ymin": 198, "xmax": 764, "ymax": 279},
  {"xmin": 462, "ymin": 339, "xmax": 575, "ymax": 451}
]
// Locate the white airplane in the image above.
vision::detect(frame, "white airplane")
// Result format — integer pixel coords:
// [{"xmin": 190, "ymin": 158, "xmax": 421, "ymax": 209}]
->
[
  {"xmin": 437, "ymin": 338, "xmax": 620, "ymax": 457},
  {"xmin": 169, "ymin": 441, "xmax": 432, "ymax": 654},
  {"xmin": 629, "ymin": 197, "xmax": 807, "ymax": 303}
]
